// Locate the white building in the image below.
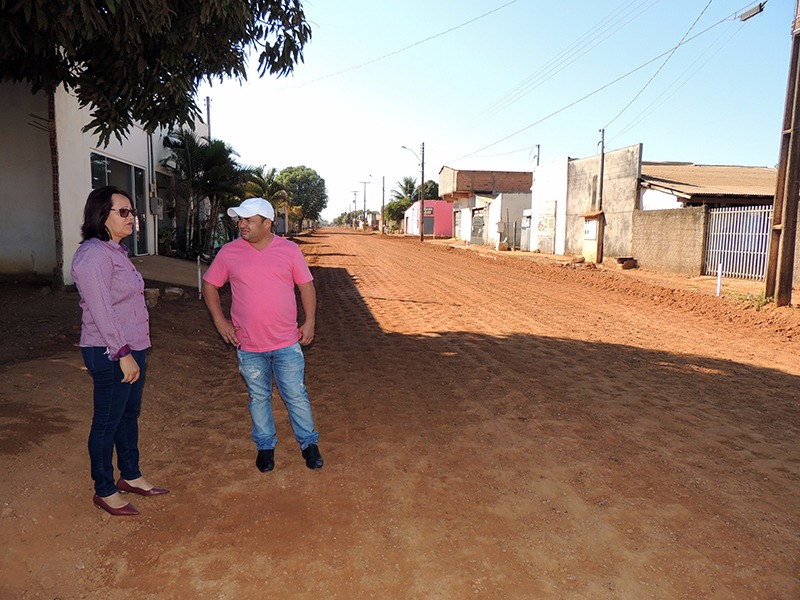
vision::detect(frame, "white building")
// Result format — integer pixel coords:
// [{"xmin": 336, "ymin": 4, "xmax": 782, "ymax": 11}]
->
[{"xmin": 0, "ymin": 82, "xmax": 207, "ymax": 285}]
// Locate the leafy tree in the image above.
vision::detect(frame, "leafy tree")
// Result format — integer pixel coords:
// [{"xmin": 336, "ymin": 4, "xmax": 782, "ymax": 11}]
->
[
  {"xmin": 332, "ymin": 210, "xmax": 361, "ymax": 227},
  {"xmin": 0, "ymin": 0, "xmax": 311, "ymax": 288},
  {"xmin": 423, "ymin": 180, "xmax": 440, "ymax": 200},
  {"xmin": 0, "ymin": 0, "xmax": 312, "ymax": 144},
  {"xmin": 276, "ymin": 165, "xmax": 327, "ymax": 227},
  {"xmin": 384, "ymin": 198, "xmax": 412, "ymax": 225}
]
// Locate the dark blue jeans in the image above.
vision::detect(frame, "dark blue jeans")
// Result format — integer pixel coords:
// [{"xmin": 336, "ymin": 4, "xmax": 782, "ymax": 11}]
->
[{"xmin": 82, "ymin": 347, "xmax": 147, "ymax": 497}]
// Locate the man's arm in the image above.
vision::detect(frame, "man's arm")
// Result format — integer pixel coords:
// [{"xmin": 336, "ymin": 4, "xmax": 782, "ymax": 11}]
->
[
  {"xmin": 202, "ymin": 280, "xmax": 240, "ymax": 347},
  {"xmin": 297, "ymin": 280, "xmax": 316, "ymax": 346}
]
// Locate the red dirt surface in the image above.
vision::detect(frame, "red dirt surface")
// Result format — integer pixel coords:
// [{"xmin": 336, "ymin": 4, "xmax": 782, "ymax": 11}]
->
[{"xmin": 1, "ymin": 229, "xmax": 799, "ymax": 599}]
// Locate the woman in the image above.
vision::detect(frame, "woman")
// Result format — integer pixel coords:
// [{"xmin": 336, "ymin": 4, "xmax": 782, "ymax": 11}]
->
[{"xmin": 71, "ymin": 186, "xmax": 168, "ymax": 516}]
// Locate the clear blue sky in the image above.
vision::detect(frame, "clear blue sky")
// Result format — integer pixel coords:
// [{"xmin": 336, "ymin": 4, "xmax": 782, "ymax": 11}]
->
[{"xmin": 198, "ymin": 0, "xmax": 794, "ymax": 222}]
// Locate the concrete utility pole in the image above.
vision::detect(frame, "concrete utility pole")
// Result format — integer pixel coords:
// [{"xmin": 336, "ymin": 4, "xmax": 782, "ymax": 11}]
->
[
  {"xmin": 419, "ymin": 142, "xmax": 425, "ymax": 242},
  {"xmin": 360, "ymin": 181, "xmax": 369, "ymax": 225},
  {"xmin": 351, "ymin": 191, "xmax": 359, "ymax": 229},
  {"xmin": 401, "ymin": 143, "xmax": 426, "ymax": 241},
  {"xmin": 370, "ymin": 174, "xmax": 386, "ymax": 234},
  {"xmin": 205, "ymin": 96, "xmax": 211, "ymax": 138},
  {"xmin": 765, "ymin": 1, "xmax": 800, "ymax": 306}
]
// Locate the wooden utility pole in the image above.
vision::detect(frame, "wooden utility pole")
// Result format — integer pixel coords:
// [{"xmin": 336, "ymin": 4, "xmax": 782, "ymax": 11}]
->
[{"xmin": 765, "ymin": 1, "xmax": 800, "ymax": 306}]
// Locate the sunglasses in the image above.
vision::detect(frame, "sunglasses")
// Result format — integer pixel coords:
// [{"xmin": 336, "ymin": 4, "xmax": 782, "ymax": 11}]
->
[{"xmin": 111, "ymin": 208, "xmax": 137, "ymax": 218}]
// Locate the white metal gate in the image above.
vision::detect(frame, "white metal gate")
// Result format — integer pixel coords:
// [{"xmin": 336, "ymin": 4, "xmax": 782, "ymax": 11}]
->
[{"xmin": 703, "ymin": 205, "xmax": 772, "ymax": 280}]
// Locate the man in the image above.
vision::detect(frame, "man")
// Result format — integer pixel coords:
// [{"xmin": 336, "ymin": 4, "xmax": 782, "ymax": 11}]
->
[{"xmin": 202, "ymin": 197, "xmax": 323, "ymax": 472}]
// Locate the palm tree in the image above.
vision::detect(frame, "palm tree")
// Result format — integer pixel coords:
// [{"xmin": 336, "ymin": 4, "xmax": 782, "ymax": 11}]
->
[
  {"xmin": 391, "ymin": 176, "xmax": 417, "ymax": 202},
  {"xmin": 199, "ymin": 139, "xmax": 254, "ymax": 255},
  {"xmin": 161, "ymin": 129, "xmax": 252, "ymax": 257},
  {"xmin": 245, "ymin": 166, "xmax": 290, "ymax": 232},
  {"xmin": 245, "ymin": 166, "xmax": 285, "ymax": 202},
  {"xmin": 161, "ymin": 130, "xmax": 205, "ymax": 256}
]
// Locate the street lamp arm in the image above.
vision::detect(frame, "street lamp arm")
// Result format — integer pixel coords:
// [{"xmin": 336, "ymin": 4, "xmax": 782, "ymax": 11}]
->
[{"xmin": 401, "ymin": 145, "xmax": 421, "ymax": 164}]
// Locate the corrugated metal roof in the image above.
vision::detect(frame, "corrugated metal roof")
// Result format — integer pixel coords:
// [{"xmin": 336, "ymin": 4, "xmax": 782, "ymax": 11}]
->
[{"xmin": 640, "ymin": 163, "xmax": 776, "ymax": 198}]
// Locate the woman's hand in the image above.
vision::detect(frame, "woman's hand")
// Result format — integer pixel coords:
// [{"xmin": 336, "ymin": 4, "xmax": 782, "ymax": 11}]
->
[{"xmin": 119, "ymin": 354, "xmax": 140, "ymax": 383}]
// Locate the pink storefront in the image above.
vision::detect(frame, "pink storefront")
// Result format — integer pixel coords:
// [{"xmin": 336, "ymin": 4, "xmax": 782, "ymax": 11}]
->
[{"xmin": 404, "ymin": 200, "xmax": 454, "ymax": 238}]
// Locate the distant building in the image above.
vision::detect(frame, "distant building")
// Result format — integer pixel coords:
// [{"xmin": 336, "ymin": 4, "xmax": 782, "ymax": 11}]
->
[
  {"xmin": 439, "ymin": 166, "xmax": 532, "ymax": 246},
  {"xmin": 404, "ymin": 200, "xmax": 453, "ymax": 238}
]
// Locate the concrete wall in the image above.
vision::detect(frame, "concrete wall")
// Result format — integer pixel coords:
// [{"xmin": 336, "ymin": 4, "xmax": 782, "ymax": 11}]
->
[
  {"xmin": 485, "ymin": 192, "xmax": 531, "ymax": 248},
  {"xmin": 455, "ymin": 207, "xmax": 470, "ymax": 241},
  {"xmin": 565, "ymin": 144, "xmax": 642, "ymax": 258},
  {"xmin": 632, "ymin": 207, "xmax": 707, "ymax": 276},
  {"xmin": 531, "ymin": 158, "xmax": 569, "ymax": 254},
  {"xmin": 0, "ymin": 83, "xmax": 54, "ymax": 277}
]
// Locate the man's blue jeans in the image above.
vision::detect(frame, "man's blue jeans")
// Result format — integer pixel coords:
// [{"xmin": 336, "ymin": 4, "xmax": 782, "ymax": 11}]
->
[
  {"xmin": 237, "ymin": 343, "xmax": 319, "ymax": 451},
  {"xmin": 82, "ymin": 347, "xmax": 147, "ymax": 497}
]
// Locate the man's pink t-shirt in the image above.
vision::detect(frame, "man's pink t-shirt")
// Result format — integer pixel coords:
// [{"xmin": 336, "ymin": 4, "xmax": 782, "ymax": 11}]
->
[{"xmin": 203, "ymin": 236, "xmax": 313, "ymax": 352}]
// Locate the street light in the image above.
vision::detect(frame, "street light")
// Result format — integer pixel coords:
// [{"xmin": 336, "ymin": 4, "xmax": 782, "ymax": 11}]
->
[
  {"xmin": 401, "ymin": 142, "xmax": 425, "ymax": 242},
  {"xmin": 369, "ymin": 173, "xmax": 385, "ymax": 233}
]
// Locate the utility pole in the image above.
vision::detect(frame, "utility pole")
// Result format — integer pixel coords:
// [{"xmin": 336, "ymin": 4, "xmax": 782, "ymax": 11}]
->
[
  {"xmin": 419, "ymin": 142, "xmax": 425, "ymax": 242},
  {"xmin": 205, "ymin": 96, "xmax": 211, "ymax": 138},
  {"xmin": 360, "ymin": 181, "xmax": 370, "ymax": 226},
  {"xmin": 598, "ymin": 129, "xmax": 605, "ymax": 212},
  {"xmin": 765, "ymin": 1, "xmax": 799, "ymax": 306},
  {"xmin": 371, "ymin": 174, "xmax": 386, "ymax": 234},
  {"xmin": 351, "ymin": 191, "xmax": 359, "ymax": 229},
  {"xmin": 591, "ymin": 128, "xmax": 606, "ymax": 265},
  {"xmin": 535, "ymin": 144, "xmax": 540, "ymax": 166}
]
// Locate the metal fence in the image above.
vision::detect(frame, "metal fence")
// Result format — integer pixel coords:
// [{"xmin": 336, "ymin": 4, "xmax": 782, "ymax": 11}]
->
[{"xmin": 703, "ymin": 205, "xmax": 772, "ymax": 280}]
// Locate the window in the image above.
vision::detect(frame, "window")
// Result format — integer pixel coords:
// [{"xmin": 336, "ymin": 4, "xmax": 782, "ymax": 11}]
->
[{"xmin": 90, "ymin": 153, "xmax": 148, "ymax": 255}]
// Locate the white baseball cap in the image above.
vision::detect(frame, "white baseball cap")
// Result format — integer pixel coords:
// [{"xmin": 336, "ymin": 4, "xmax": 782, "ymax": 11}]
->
[{"xmin": 227, "ymin": 197, "xmax": 275, "ymax": 220}]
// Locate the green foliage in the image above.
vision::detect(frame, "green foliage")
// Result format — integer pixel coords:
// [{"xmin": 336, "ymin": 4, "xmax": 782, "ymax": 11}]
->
[
  {"xmin": 160, "ymin": 129, "xmax": 253, "ymax": 256},
  {"xmin": 332, "ymin": 210, "xmax": 362, "ymax": 227},
  {"xmin": 276, "ymin": 165, "xmax": 327, "ymax": 224},
  {"xmin": 391, "ymin": 176, "xmax": 417, "ymax": 202},
  {"xmin": 423, "ymin": 180, "xmax": 439, "ymax": 200},
  {"xmin": 730, "ymin": 290, "xmax": 773, "ymax": 310},
  {"xmin": 245, "ymin": 166, "xmax": 288, "ymax": 214},
  {"xmin": 0, "ymin": 0, "xmax": 312, "ymax": 145},
  {"xmin": 384, "ymin": 198, "xmax": 413, "ymax": 224}
]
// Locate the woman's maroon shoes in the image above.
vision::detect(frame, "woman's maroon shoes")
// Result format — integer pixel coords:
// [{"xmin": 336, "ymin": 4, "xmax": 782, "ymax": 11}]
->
[
  {"xmin": 93, "ymin": 494, "xmax": 139, "ymax": 516},
  {"xmin": 116, "ymin": 478, "xmax": 170, "ymax": 497}
]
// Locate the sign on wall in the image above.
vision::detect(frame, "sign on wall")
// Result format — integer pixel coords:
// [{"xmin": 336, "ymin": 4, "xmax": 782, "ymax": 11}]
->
[{"xmin": 584, "ymin": 219, "xmax": 598, "ymax": 241}]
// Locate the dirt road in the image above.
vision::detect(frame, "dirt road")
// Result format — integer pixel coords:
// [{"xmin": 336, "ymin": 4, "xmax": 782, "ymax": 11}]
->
[{"xmin": 1, "ymin": 229, "xmax": 799, "ymax": 599}]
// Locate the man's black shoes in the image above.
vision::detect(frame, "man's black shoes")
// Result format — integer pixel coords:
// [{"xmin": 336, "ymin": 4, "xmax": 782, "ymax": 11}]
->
[
  {"xmin": 302, "ymin": 444, "xmax": 324, "ymax": 470},
  {"xmin": 256, "ymin": 449, "xmax": 275, "ymax": 472}
]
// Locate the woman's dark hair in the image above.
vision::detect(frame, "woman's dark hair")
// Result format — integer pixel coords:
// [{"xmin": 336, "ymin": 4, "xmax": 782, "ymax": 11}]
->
[{"xmin": 80, "ymin": 186, "xmax": 132, "ymax": 241}]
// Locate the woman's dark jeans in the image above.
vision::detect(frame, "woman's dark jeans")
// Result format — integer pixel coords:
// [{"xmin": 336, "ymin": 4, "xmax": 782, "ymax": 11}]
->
[{"xmin": 82, "ymin": 347, "xmax": 147, "ymax": 497}]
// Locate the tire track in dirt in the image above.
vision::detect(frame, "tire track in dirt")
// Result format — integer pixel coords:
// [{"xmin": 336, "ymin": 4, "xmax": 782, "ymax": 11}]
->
[{"xmin": 299, "ymin": 230, "xmax": 800, "ymax": 599}]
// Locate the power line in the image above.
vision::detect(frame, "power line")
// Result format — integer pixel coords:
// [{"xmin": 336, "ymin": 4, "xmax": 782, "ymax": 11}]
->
[
  {"xmin": 463, "ymin": 0, "xmax": 663, "ymax": 130},
  {"xmin": 286, "ymin": 1, "xmax": 518, "ymax": 89},
  {"xmin": 450, "ymin": 4, "xmax": 758, "ymax": 163},
  {"xmin": 610, "ymin": 23, "xmax": 744, "ymax": 142},
  {"xmin": 603, "ymin": 0, "xmax": 714, "ymax": 130}
]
